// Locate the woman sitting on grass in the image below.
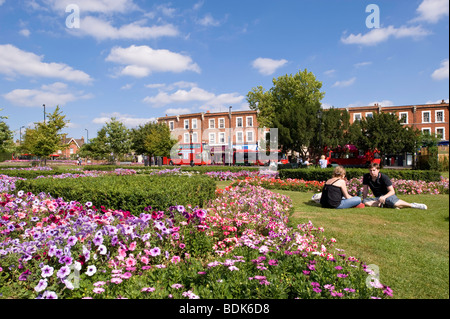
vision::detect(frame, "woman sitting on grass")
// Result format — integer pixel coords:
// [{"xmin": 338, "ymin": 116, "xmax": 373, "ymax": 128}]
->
[{"xmin": 320, "ymin": 165, "xmax": 364, "ymax": 209}]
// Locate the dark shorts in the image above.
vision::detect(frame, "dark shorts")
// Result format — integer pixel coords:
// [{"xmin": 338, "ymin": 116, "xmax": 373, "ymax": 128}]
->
[{"xmin": 363, "ymin": 195, "xmax": 400, "ymax": 208}]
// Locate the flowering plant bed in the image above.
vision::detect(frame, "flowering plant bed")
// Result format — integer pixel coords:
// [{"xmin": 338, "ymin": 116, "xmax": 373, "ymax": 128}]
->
[{"xmin": 0, "ymin": 182, "xmax": 392, "ymax": 299}]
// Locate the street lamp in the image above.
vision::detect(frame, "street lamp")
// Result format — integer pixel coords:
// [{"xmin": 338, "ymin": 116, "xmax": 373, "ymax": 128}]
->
[
  {"xmin": 85, "ymin": 129, "xmax": 89, "ymax": 143},
  {"xmin": 43, "ymin": 104, "xmax": 46, "ymax": 123},
  {"xmin": 19, "ymin": 126, "xmax": 25, "ymax": 145},
  {"xmin": 228, "ymin": 106, "xmax": 232, "ymax": 166},
  {"xmin": 189, "ymin": 128, "xmax": 194, "ymax": 167}
]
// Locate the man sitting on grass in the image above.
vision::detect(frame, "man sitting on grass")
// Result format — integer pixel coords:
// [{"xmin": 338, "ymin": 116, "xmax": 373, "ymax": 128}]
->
[{"xmin": 362, "ymin": 163, "xmax": 428, "ymax": 210}]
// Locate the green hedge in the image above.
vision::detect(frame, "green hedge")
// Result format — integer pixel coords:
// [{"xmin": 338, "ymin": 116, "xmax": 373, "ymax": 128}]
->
[
  {"xmin": 14, "ymin": 175, "xmax": 216, "ymax": 215},
  {"xmin": 279, "ymin": 167, "xmax": 442, "ymax": 182},
  {"xmin": 0, "ymin": 168, "xmax": 70, "ymax": 179}
]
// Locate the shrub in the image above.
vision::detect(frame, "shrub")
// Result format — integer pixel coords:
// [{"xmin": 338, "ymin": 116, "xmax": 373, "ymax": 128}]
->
[
  {"xmin": 14, "ymin": 175, "xmax": 216, "ymax": 214},
  {"xmin": 279, "ymin": 167, "xmax": 441, "ymax": 182}
]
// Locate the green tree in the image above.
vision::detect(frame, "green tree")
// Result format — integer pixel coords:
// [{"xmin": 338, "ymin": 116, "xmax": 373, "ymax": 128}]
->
[
  {"xmin": 0, "ymin": 109, "xmax": 15, "ymax": 153},
  {"xmin": 104, "ymin": 118, "xmax": 131, "ymax": 162},
  {"xmin": 131, "ymin": 121, "xmax": 177, "ymax": 163},
  {"xmin": 80, "ymin": 118, "xmax": 131, "ymax": 163},
  {"xmin": 247, "ymin": 69, "xmax": 325, "ymax": 157},
  {"xmin": 21, "ymin": 106, "xmax": 68, "ymax": 165},
  {"xmin": 78, "ymin": 127, "xmax": 109, "ymax": 160},
  {"xmin": 350, "ymin": 112, "xmax": 421, "ymax": 167},
  {"xmin": 311, "ymin": 107, "xmax": 350, "ymax": 156}
]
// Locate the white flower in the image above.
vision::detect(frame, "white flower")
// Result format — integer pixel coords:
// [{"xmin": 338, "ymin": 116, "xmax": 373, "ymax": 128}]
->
[{"xmin": 85, "ymin": 265, "xmax": 97, "ymax": 276}]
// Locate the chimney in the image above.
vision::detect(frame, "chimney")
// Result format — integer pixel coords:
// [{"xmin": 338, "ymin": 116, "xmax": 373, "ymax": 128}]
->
[
  {"xmin": 442, "ymin": 99, "xmax": 445, "ymax": 104},
  {"xmin": 206, "ymin": 110, "xmax": 210, "ymax": 113}
]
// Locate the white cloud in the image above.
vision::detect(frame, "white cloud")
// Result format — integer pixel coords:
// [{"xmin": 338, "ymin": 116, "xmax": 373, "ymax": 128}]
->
[
  {"xmin": 92, "ymin": 112, "xmax": 155, "ymax": 127},
  {"xmin": 426, "ymin": 98, "xmax": 449, "ymax": 104},
  {"xmin": 252, "ymin": 57, "xmax": 288, "ymax": 75},
  {"xmin": 354, "ymin": 61, "xmax": 372, "ymax": 68},
  {"xmin": 197, "ymin": 13, "xmax": 221, "ymax": 27},
  {"xmin": 369, "ymin": 100, "xmax": 395, "ymax": 107},
  {"xmin": 411, "ymin": 0, "xmax": 449, "ymax": 23},
  {"xmin": 332, "ymin": 77, "xmax": 356, "ymax": 88},
  {"xmin": 143, "ymin": 85, "xmax": 245, "ymax": 112},
  {"xmin": 341, "ymin": 25, "xmax": 431, "ymax": 46},
  {"xmin": 0, "ymin": 0, "xmax": 5, "ymax": 6},
  {"xmin": 71, "ymin": 16, "xmax": 178, "ymax": 41},
  {"xmin": 3, "ymin": 82, "xmax": 93, "ymax": 107},
  {"xmin": 165, "ymin": 108, "xmax": 192, "ymax": 115},
  {"xmin": 323, "ymin": 69, "xmax": 336, "ymax": 77},
  {"xmin": 431, "ymin": 59, "xmax": 449, "ymax": 80},
  {"xmin": 106, "ymin": 45, "xmax": 200, "ymax": 77},
  {"xmin": 44, "ymin": 0, "xmax": 139, "ymax": 14},
  {"xmin": 0, "ymin": 44, "xmax": 92, "ymax": 83},
  {"xmin": 19, "ymin": 29, "xmax": 31, "ymax": 37}
]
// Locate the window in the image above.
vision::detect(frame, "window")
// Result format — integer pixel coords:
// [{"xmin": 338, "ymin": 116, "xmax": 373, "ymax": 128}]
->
[
  {"xmin": 169, "ymin": 121, "xmax": 174, "ymax": 131},
  {"xmin": 209, "ymin": 119, "xmax": 215, "ymax": 129},
  {"xmin": 353, "ymin": 113, "xmax": 361, "ymax": 122},
  {"xmin": 236, "ymin": 117, "xmax": 243, "ymax": 128},
  {"xmin": 219, "ymin": 118, "xmax": 225, "ymax": 129},
  {"xmin": 236, "ymin": 131, "xmax": 243, "ymax": 143},
  {"xmin": 209, "ymin": 133, "xmax": 215, "ymax": 144},
  {"xmin": 184, "ymin": 119, "xmax": 189, "ymax": 129},
  {"xmin": 365, "ymin": 112, "xmax": 373, "ymax": 119},
  {"xmin": 192, "ymin": 119, "xmax": 197, "ymax": 129},
  {"xmin": 422, "ymin": 128, "xmax": 431, "ymax": 136},
  {"xmin": 436, "ymin": 110, "xmax": 444, "ymax": 123},
  {"xmin": 70, "ymin": 148, "xmax": 74, "ymax": 154},
  {"xmin": 246, "ymin": 131, "xmax": 254, "ymax": 142},
  {"xmin": 436, "ymin": 127, "xmax": 445, "ymax": 140},
  {"xmin": 399, "ymin": 112, "xmax": 408, "ymax": 124},
  {"xmin": 246, "ymin": 116, "xmax": 253, "ymax": 127},
  {"xmin": 422, "ymin": 111, "xmax": 430, "ymax": 123},
  {"xmin": 184, "ymin": 133, "xmax": 189, "ymax": 143},
  {"xmin": 192, "ymin": 132, "xmax": 198, "ymax": 143},
  {"xmin": 219, "ymin": 132, "xmax": 225, "ymax": 143}
]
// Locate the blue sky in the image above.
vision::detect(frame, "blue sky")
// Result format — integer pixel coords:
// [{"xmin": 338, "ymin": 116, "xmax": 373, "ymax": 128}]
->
[{"xmin": 0, "ymin": 0, "xmax": 448, "ymax": 142}]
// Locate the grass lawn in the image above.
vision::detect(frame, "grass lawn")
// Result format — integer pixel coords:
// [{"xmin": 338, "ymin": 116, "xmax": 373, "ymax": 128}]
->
[{"xmin": 216, "ymin": 181, "xmax": 449, "ymax": 299}]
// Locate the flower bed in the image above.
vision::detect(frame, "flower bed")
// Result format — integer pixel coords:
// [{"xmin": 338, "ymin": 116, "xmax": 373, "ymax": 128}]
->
[
  {"xmin": 0, "ymin": 183, "xmax": 392, "ymax": 299},
  {"xmin": 229, "ymin": 176, "xmax": 449, "ymax": 195}
]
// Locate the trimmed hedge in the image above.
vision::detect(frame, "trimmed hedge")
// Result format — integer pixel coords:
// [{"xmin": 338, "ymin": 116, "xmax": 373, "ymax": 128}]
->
[
  {"xmin": 14, "ymin": 175, "xmax": 216, "ymax": 215},
  {"xmin": 279, "ymin": 167, "xmax": 442, "ymax": 182},
  {"xmin": 0, "ymin": 168, "xmax": 69, "ymax": 179}
]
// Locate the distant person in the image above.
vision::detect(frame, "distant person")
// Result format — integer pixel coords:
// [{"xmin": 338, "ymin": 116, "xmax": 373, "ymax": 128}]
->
[
  {"xmin": 362, "ymin": 163, "xmax": 427, "ymax": 209},
  {"xmin": 303, "ymin": 157, "xmax": 313, "ymax": 166},
  {"xmin": 319, "ymin": 155, "xmax": 328, "ymax": 168},
  {"xmin": 320, "ymin": 166, "xmax": 364, "ymax": 209}
]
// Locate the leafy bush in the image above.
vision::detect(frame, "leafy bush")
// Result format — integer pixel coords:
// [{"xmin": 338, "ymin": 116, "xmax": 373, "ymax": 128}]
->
[
  {"xmin": 279, "ymin": 167, "xmax": 442, "ymax": 182},
  {"xmin": 14, "ymin": 175, "xmax": 216, "ymax": 214}
]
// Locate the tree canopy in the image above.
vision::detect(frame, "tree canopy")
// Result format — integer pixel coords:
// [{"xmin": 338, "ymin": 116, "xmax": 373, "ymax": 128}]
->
[{"xmin": 247, "ymin": 69, "xmax": 325, "ymax": 156}]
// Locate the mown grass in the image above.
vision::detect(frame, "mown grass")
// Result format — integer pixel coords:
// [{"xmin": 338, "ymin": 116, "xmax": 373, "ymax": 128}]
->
[{"xmin": 216, "ymin": 180, "xmax": 449, "ymax": 299}]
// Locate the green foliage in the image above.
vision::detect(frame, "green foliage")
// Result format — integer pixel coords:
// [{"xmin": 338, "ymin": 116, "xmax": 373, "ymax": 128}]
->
[
  {"xmin": 20, "ymin": 106, "xmax": 68, "ymax": 160},
  {"xmin": 247, "ymin": 69, "xmax": 325, "ymax": 156},
  {"xmin": 350, "ymin": 112, "xmax": 421, "ymax": 163},
  {"xmin": 279, "ymin": 167, "xmax": 442, "ymax": 182},
  {"xmin": 14, "ymin": 175, "xmax": 216, "ymax": 214},
  {"xmin": 130, "ymin": 121, "xmax": 177, "ymax": 157}
]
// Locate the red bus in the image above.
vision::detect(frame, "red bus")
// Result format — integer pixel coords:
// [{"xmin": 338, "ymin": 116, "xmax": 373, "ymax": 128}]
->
[
  {"xmin": 163, "ymin": 143, "xmax": 211, "ymax": 166},
  {"xmin": 324, "ymin": 144, "xmax": 381, "ymax": 167}
]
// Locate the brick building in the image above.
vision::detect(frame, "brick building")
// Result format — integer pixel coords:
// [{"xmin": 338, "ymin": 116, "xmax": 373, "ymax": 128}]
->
[
  {"xmin": 51, "ymin": 136, "xmax": 85, "ymax": 159},
  {"xmin": 157, "ymin": 109, "xmax": 264, "ymax": 149},
  {"xmin": 346, "ymin": 100, "xmax": 449, "ymax": 142}
]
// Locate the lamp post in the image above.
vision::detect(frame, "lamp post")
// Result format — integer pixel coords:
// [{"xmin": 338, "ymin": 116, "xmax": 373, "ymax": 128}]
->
[
  {"xmin": 85, "ymin": 129, "xmax": 89, "ymax": 143},
  {"xmin": 228, "ymin": 106, "xmax": 232, "ymax": 166},
  {"xmin": 189, "ymin": 128, "xmax": 194, "ymax": 167},
  {"xmin": 43, "ymin": 104, "xmax": 46, "ymax": 123},
  {"xmin": 19, "ymin": 126, "xmax": 25, "ymax": 145}
]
